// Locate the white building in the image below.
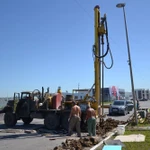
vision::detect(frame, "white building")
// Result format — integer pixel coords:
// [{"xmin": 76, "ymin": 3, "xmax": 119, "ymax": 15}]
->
[
  {"xmin": 134, "ymin": 88, "xmax": 150, "ymax": 100},
  {"xmin": 146, "ymin": 89, "xmax": 150, "ymax": 100},
  {"xmin": 61, "ymin": 86, "xmax": 125, "ymax": 102}
]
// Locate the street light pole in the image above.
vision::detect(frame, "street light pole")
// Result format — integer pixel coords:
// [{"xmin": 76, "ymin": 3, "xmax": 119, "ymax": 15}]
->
[{"xmin": 116, "ymin": 3, "xmax": 138, "ymax": 125}]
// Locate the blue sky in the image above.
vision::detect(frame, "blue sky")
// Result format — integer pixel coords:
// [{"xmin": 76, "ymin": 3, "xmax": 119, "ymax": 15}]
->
[{"xmin": 0, "ymin": 0, "xmax": 150, "ymax": 96}]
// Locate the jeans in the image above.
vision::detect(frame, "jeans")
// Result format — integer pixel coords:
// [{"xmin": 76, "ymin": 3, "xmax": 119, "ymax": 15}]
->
[{"xmin": 87, "ymin": 117, "xmax": 96, "ymax": 136}]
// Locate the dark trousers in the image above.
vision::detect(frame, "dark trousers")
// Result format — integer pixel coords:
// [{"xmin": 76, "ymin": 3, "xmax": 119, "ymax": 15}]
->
[
  {"xmin": 87, "ymin": 117, "xmax": 96, "ymax": 136},
  {"xmin": 68, "ymin": 115, "xmax": 81, "ymax": 137}
]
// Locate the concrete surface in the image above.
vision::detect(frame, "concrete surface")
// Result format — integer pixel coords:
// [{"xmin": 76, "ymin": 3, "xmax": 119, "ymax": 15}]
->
[
  {"xmin": 114, "ymin": 134, "xmax": 145, "ymax": 142},
  {"xmin": 90, "ymin": 130, "xmax": 117, "ymax": 150},
  {"xmin": 0, "ymin": 132, "xmax": 66, "ymax": 150}
]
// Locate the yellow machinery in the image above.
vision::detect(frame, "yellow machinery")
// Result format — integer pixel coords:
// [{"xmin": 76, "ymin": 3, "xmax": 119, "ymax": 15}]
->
[
  {"xmin": 79, "ymin": 5, "xmax": 113, "ymax": 116},
  {"xmin": 93, "ymin": 5, "xmax": 105, "ymax": 115}
]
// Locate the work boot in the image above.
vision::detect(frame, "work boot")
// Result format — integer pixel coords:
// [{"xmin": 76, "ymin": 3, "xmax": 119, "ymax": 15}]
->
[{"xmin": 77, "ymin": 135, "xmax": 81, "ymax": 137}]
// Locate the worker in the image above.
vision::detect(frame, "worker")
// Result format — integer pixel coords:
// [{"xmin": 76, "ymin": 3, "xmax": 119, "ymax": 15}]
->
[
  {"xmin": 67, "ymin": 100, "xmax": 81, "ymax": 137},
  {"xmin": 85, "ymin": 105, "xmax": 96, "ymax": 136}
]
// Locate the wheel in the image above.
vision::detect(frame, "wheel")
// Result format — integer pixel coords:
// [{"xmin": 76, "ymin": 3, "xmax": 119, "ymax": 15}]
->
[
  {"xmin": 4, "ymin": 112, "xmax": 17, "ymax": 127},
  {"xmin": 60, "ymin": 112, "xmax": 70, "ymax": 131},
  {"xmin": 44, "ymin": 114, "xmax": 60, "ymax": 130},
  {"xmin": 22, "ymin": 117, "xmax": 33, "ymax": 124}
]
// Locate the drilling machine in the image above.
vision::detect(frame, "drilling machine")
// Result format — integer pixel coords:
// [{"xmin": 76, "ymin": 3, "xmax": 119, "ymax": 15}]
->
[
  {"xmin": 85, "ymin": 5, "xmax": 112, "ymax": 117},
  {"xmin": 71, "ymin": 5, "xmax": 112, "ymax": 127}
]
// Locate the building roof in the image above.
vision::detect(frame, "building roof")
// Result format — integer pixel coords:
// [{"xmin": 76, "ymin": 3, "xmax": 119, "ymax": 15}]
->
[{"xmin": 72, "ymin": 89, "xmax": 89, "ymax": 92}]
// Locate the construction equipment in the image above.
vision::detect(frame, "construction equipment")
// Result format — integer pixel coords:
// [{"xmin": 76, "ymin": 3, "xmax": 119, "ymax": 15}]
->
[
  {"xmin": 0, "ymin": 5, "xmax": 112, "ymax": 130},
  {"xmin": 1, "ymin": 87, "xmax": 69, "ymax": 130},
  {"xmin": 1, "ymin": 86, "xmax": 90, "ymax": 131}
]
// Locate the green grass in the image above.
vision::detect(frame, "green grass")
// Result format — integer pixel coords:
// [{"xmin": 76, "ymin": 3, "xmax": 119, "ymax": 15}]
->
[
  {"xmin": 124, "ymin": 122, "xmax": 150, "ymax": 149},
  {"xmin": 122, "ymin": 130, "xmax": 150, "ymax": 150},
  {"xmin": 127, "ymin": 120, "xmax": 150, "ymax": 127},
  {"xmin": 137, "ymin": 123, "xmax": 150, "ymax": 127},
  {"xmin": 96, "ymin": 125, "xmax": 150, "ymax": 150}
]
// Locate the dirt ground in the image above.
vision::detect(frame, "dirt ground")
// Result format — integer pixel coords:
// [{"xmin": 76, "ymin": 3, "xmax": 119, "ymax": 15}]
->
[{"xmin": 52, "ymin": 118, "xmax": 127, "ymax": 150}]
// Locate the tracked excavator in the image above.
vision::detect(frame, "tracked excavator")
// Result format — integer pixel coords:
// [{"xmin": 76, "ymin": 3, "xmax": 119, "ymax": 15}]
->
[{"xmin": 0, "ymin": 5, "xmax": 113, "ymax": 130}]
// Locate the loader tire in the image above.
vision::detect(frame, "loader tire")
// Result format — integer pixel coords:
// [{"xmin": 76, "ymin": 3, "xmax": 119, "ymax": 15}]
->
[
  {"xmin": 60, "ymin": 112, "xmax": 70, "ymax": 131},
  {"xmin": 4, "ymin": 112, "xmax": 17, "ymax": 127},
  {"xmin": 44, "ymin": 114, "xmax": 60, "ymax": 130},
  {"xmin": 22, "ymin": 117, "xmax": 33, "ymax": 124}
]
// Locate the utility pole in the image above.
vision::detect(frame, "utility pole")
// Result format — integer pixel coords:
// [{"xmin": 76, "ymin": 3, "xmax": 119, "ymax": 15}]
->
[{"xmin": 116, "ymin": 3, "xmax": 138, "ymax": 125}]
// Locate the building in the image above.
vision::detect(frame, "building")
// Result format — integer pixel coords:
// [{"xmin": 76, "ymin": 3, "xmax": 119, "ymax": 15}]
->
[
  {"xmin": 146, "ymin": 89, "xmax": 150, "ymax": 100},
  {"xmin": 66, "ymin": 86, "xmax": 126, "ymax": 102},
  {"xmin": 135, "ymin": 88, "xmax": 150, "ymax": 100},
  {"xmin": 125, "ymin": 92, "xmax": 132, "ymax": 99},
  {"xmin": 118, "ymin": 88, "xmax": 126, "ymax": 100},
  {"xmin": 72, "ymin": 89, "xmax": 90, "ymax": 100}
]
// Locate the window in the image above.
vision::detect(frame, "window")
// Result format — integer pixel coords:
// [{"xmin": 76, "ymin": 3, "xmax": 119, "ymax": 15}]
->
[
  {"xmin": 126, "ymin": 101, "xmax": 133, "ymax": 105},
  {"xmin": 113, "ymin": 101, "xmax": 125, "ymax": 106},
  {"xmin": 22, "ymin": 93, "xmax": 30, "ymax": 99}
]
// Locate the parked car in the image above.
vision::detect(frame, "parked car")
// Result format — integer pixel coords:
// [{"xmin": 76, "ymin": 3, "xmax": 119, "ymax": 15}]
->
[
  {"xmin": 109, "ymin": 100, "xmax": 130, "ymax": 116},
  {"xmin": 126, "ymin": 100, "xmax": 134, "ymax": 111}
]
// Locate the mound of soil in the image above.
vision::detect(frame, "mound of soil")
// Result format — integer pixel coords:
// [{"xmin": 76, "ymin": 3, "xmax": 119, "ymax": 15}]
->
[{"xmin": 53, "ymin": 118, "xmax": 127, "ymax": 150}]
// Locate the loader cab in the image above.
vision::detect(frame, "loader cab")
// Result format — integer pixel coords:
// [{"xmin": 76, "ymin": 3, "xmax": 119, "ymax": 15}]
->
[
  {"xmin": 21, "ymin": 91, "xmax": 32, "ymax": 100},
  {"xmin": 14, "ymin": 91, "xmax": 37, "ymax": 118}
]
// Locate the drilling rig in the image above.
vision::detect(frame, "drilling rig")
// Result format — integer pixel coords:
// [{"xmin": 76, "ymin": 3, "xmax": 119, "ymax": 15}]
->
[{"xmin": 86, "ymin": 5, "xmax": 113, "ymax": 116}]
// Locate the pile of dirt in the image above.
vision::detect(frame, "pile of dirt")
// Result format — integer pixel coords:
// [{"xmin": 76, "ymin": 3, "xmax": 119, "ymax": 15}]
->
[
  {"xmin": 53, "ymin": 118, "xmax": 127, "ymax": 150},
  {"xmin": 96, "ymin": 118, "xmax": 127, "ymax": 136},
  {"xmin": 53, "ymin": 137, "xmax": 99, "ymax": 150}
]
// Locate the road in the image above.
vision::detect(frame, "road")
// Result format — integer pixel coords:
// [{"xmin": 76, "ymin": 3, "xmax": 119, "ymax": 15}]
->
[
  {"xmin": 0, "ymin": 117, "xmax": 66, "ymax": 150},
  {"xmin": 139, "ymin": 100, "xmax": 150, "ymax": 108},
  {"xmin": 0, "ymin": 100, "xmax": 149, "ymax": 150}
]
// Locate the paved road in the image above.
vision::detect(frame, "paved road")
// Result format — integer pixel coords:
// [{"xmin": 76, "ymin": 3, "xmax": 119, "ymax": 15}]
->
[
  {"xmin": 0, "ymin": 118, "xmax": 67, "ymax": 150},
  {"xmin": 0, "ymin": 100, "xmax": 149, "ymax": 150},
  {"xmin": 139, "ymin": 100, "xmax": 150, "ymax": 108}
]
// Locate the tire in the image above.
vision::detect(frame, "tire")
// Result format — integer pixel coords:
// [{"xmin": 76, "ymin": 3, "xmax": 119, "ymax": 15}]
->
[
  {"xmin": 4, "ymin": 112, "xmax": 17, "ymax": 127},
  {"xmin": 22, "ymin": 117, "xmax": 33, "ymax": 124},
  {"xmin": 60, "ymin": 112, "xmax": 70, "ymax": 131},
  {"xmin": 44, "ymin": 114, "xmax": 60, "ymax": 130}
]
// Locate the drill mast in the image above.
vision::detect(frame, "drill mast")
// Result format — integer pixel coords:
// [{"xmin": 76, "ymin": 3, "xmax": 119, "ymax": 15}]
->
[{"xmin": 93, "ymin": 5, "xmax": 106, "ymax": 115}]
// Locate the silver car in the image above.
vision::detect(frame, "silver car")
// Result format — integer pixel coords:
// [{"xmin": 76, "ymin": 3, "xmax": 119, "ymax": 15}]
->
[{"xmin": 109, "ymin": 100, "xmax": 129, "ymax": 116}]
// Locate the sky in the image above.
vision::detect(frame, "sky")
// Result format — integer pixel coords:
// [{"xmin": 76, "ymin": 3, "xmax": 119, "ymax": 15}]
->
[{"xmin": 0, "ymin": 0, "xmax": 150, "ymax": 97}]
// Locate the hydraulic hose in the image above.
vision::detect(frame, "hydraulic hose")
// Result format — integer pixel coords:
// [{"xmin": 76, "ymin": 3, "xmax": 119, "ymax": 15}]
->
[
  {"xmin": 101, "ymin": 42, "xmax": 104, "ymax": 115},
  {"xmin": 92, "ymin": 16, "xmax": 114, "ymax": 69}
]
